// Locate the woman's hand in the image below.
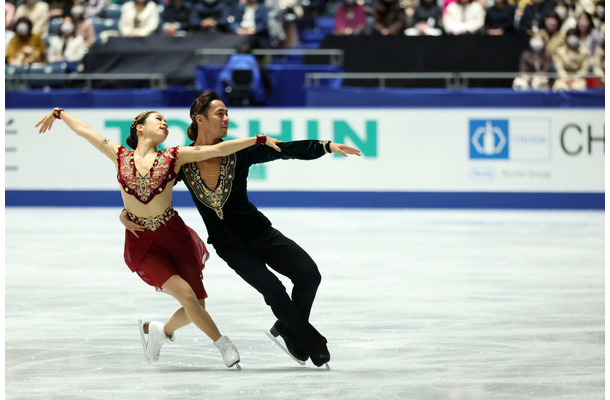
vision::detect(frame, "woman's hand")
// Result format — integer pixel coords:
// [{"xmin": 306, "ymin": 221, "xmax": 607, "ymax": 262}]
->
[
  {"xmin": 120, "ymin": 209, "xmax": 145, "ymax": 238},
  {"xmin": 329, "ymin": 143, "xmax": 361, "ymax": 157},
  {"xmin": 35, "ymin": 110, "xmax": 57, "ymax": 134},
  {"xmin": 264, "ymin": 136, "xmax": 284, "ymax": 152}
]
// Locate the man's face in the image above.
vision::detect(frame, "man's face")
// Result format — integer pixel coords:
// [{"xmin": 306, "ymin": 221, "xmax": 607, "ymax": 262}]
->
[{"xmin": 201, "ymin": 100, "xmax": 229, "ymax": 139}]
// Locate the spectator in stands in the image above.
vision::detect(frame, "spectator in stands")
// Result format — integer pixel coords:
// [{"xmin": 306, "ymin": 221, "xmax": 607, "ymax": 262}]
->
[
  {"xmin": 485, "ymin": 0, "xmax": 515, "ymax": 35},
  {"xmin": 162, "ymin": 0, "xmax": 193, "ymax": 36},
  {"xmin": 279, "ymin": 0, "xmax": 304, "ymax": 46},
  {"xmin": 513, "ymin": 32, "xmax": 553, "ymax": 89},
  {"xmin": 372, "ymin": 0, "xmax": 406, "ymax": 35},
  {"xmin": 519, "ymin": 0, "xmax": 555, "ymax": 33},
  {"xmin": 70, "ymin": 0, "xmax": 96, "ymax": 50},
  {"xmin": 575, "ymin": 11, "xmax": 602, "ymax": 55},
  {"xmin": 552, "ymin": 28, "xmax": 590, "ymax": 90},
  {"xmin": 405, "ymin": 0, "xmax": 443, "ymax": 36},
  {"xmin": 540, "ymin": 11, "xmax": 565, "ymax": 56},
  {"xmin": 119, "ymin": 0, "xmax": 160, "ymax": 37},
  {"xmin": 444, "ymin": 0, "xmax": 485, "ymax": 35},
  {"xmin": 333, "ymin": 0, "xmax": 368, "ymax": 35},
  {"xmin": 591, "ymin": 38, "xmax": 604, "ymax": 86},
  {"xmin": 592, "ymin": 0, "xmax": 604, "ymax": 34},
  {"xmin": 6, "ymin": 16, "xmax": 46, "ymax": 65},
  {"xmin": 554, "ymin": 1, "xmax": 573, "ymax": 30},
  {"xmin": 229, "ymin": 0, "xmax": 272, "ymax": 48},
  {"xmin": 47, "ymin": 15, "xmax": 87, "ymax": 63},
  {"xmin": 47, "ymin": 0, "xmax": 68, "ymax": 20},
  {"xmin": 189, "ymin": 0, "xmax": 231, "ymax": 32},
  {"xmin": 265, "ymin": 0, "xmax": 286, "ymax": 48},
  {"xmin": 86, "ymin": 0, "xmax": 109, "ymax": 19},
  {"xmin": 6, "ymin": 1, "xmax": 16, "ymax": 51},
  {"xmin": 14, "ymin": 0, "xmax": 49, "ymax": 36},
  {"xmin": 6, "ymin": 0, "xmax": 15, "ymax": 30}
]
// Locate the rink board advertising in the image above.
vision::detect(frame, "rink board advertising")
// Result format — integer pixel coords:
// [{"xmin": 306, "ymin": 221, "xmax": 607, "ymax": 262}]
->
[{"xmin": 5, "ymin": 108, "xmax": 604, "ymax": 208}]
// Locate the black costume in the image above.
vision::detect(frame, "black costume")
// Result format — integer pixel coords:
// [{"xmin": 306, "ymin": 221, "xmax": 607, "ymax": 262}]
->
[{"xmin": 178, "ymin": 140, "xmax": 331, "ymax": 350}]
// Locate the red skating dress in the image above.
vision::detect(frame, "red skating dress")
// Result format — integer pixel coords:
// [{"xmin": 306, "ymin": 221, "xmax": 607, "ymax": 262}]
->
[{"xmin": 118, "ymin": 145, "xmax": 209, "ymax": 299}]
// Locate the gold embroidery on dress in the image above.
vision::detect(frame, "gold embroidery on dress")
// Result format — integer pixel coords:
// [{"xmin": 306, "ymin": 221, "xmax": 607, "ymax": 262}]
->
[
  {"xmin": 127, "ymin": 206, "xmax": 175, "ymax": 231},
  {"xmin": 182, "ymin": 152, "xmax": 236, "ymax": 220},
  {"xmin": 118, "ymin": 146, "xmax": 178, "ymax": 204}
]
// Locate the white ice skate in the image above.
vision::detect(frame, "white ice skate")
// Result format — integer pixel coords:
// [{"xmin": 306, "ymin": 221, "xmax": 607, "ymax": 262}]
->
[
  {"xmin": 214, "ymin": 335, "xmax": 241, "ymax": 370},
  {"xmin": 138, "ymin": 320, "xmax": 172, "ymax": 364}
]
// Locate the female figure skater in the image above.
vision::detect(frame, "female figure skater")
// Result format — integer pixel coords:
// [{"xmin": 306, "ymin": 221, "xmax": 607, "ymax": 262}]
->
[{"xmin": 36, "ymin": 107, "xmax": 282, "ymax": 368}]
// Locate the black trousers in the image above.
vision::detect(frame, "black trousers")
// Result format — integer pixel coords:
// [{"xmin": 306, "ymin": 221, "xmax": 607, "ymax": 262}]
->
[{"xmin": 213, "ymin": 226, "xmax": 324, "ymax": 344}]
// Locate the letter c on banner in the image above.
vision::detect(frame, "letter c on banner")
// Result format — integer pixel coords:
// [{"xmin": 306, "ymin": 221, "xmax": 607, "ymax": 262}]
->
[{"xmin": 560, "ymin": 123, "xmax": 583, "ymax": 156}]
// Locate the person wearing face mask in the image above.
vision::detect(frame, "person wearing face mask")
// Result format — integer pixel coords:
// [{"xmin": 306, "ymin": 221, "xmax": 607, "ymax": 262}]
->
[
  {"xmin": 5, "ymin": 16, "xmax": 46, "ymax": 66},
  {"xmin": 518, "ymin": 0, "xmax": 555, "ymax": 34},
  {"xmin": 373, "ymin": 0, "xmax": 407, "ymax": 35},
  {"xmin": 540, "ymin": 11, "xmax": 565, "ymax": 56},
  {"xmin": 405, "ymin": 0, "xmax": 443, "ymax": 36},
  {"xmin": 48, "ymin": 15, "xmax": 87, "ymax": 63},
  {"xmin": 485, "ymin": 0, "xmax": 516, "ymax": 35},
  {"xmin": 553, "ymin": 1, "xmax": 574, "ymax": 30},
  {"xmin": 576, "ymin": 11, "xmax": 602, "ymax": 55},
  {"xmin": 444, "ymin": 0, "xmax": 485, "ymax": 35},
  {"xmin": 13, "ymin": 0, "xmax": 49, "ymax": 36},
  {"xmin": 552, "ymin": 28, "xmax": 590, "ymax": 90},
  {"xmin": 70, "ymin": 0, "xmax": 96, "ymax": 50},
  {"xmin": 334, "ymin": 0, "xmax": 368, "ymax": 35},
  {"xmin": 188, "ymin": 0, "xmax": 231, "ymax": 33},
  {"xmin": 119, "ymin": 0, "xmax": 160, "ymax": 37},
  {"xmin": 513, "ymin": 32, "xmax": 553, "ymax": 89}
]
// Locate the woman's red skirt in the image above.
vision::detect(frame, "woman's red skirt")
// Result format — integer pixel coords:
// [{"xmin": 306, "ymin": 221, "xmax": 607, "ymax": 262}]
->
[{"xmin": 124, "ymin": 209, "xmax": 208, "ymax": 299}]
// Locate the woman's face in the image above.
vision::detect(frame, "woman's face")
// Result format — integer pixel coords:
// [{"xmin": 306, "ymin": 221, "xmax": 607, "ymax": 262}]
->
[
  {"xmin": 60, "ymin": 17, "xmax": 75, "ymax": 36},
  {"xmin": 140, "ymin": 113, "xmax": 169, "ymax": 143},
  {"xmin": 577, "ymin": 15, "xmax": 591, "ymax": 32},
  {"xmin": 15, "ymin": 22, "xmax": 30, "ymax": 37}
]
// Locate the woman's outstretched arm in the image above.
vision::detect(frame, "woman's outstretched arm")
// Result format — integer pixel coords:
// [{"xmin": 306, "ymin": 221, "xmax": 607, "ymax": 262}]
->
[{"xmin": 36, "ymin": 108, "xmax": 119, "ymax": 160}]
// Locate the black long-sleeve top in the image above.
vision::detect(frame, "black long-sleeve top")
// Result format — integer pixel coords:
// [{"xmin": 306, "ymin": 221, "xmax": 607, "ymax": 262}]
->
[{"xmin": 178, "ymin": 140, "xmax": 329, "ymax": 247}]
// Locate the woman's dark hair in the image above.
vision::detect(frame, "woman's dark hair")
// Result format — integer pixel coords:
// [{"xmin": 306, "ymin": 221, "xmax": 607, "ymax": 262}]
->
[
  {"xmin": 577, "ymin": 11, "xmax": 594, "ymax": 35},
  {"xmin": 14, "ymin": 17, "xmax": 33, "ymax": 35},
  {"xmin": 126, "ymin": 110, "xmax": 156, "ymax": 149},
  {"xmin": 187, "ymin": 90, "xmax": 220, "ymax": 141}
]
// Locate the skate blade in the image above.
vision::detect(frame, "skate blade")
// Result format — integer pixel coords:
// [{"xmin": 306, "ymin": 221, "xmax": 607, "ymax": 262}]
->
[
  {"xmin": 324, "ymin": 363, "xmax": 330, "ymax": 370},
  {"xmin": 138, "ymin": 319, "xmax": 152, "ymax": 365},
  {"xmin": 234, "ymin": 363, "xmax": 241, "ymax": 371},
  {"xmin": 265, "ymin": 331, "xmax": 306, "ymax": 366}
]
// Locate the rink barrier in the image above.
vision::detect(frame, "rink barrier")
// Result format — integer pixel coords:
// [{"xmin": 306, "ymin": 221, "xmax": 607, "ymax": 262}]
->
[{"xmin": 5, "ymin": 190, "xmax": 604, "ymax": 209}]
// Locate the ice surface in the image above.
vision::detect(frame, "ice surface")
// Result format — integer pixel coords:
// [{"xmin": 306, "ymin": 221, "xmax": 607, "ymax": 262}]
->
[{"xmin": 5, "ymin": 208, "xmax": 604, "ymax": 400}]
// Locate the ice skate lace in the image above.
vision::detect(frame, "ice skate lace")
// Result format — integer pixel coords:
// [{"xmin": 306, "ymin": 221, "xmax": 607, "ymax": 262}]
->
[
  {"xmin": 148, "ymin": 330, "xmax": 167, "ymax": 359},
  {"xmin": 219, "ymin": 339, "xmax": 239, "ymax": 362}
]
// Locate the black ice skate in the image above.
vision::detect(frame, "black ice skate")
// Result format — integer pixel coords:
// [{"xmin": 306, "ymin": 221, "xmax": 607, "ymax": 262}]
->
[{"xmin": 270, "ymin": 321, "xmax": 309, "ymax": 361}]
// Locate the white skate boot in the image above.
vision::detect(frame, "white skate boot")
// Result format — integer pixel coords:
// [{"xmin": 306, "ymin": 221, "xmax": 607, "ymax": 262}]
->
[
  {"xmin": 144, "ymin": 321, "xmax": 170, "ymax": 364},
  {"xmin": 214, "ymin": 336, "xmax": 241, "ymax": 369}
]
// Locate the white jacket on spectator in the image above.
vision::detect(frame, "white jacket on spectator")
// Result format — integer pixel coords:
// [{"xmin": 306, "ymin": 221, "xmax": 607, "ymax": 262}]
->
[
  {"xmin": 119, "ymin": 0, "xmax": 160, "ymax": 37},
  {"xmin": 48, "ymin": 35, "xmax": 87, "ymax": 63},
  {"xmin": 444, "ymin": 0, "xmax": 485, "ymax": 35},
  {"xmin": 14, "ymin": 0, "xmax": 49, "ymax": 36}
]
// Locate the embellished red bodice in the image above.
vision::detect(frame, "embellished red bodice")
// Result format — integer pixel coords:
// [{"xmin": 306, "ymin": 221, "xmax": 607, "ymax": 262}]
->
[{"xmin": 117, "ymin": 146, "xmax": 179, "ymax": 204}]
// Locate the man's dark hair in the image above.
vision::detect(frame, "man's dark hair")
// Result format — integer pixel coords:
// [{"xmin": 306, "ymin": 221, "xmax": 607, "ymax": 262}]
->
[{"xmin": 188, "ymin": 90, "xmax": 220, "ymax": 141}]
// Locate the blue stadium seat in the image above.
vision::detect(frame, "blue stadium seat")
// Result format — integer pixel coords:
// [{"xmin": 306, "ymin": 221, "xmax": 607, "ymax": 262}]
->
[
  {"xmin": 105, "ymin": 4, "xmax": 121, "ymax": 20},
  {"xmin": 49, "ymin": 18, "xmax": 63, "ymax": 36},
  {"xmin": 315, "ymin": 16, "xmax": 336, "ymax": 35},
  {"xmin": 214, "ymin": 54, "xmax": 266, "ymax": 106},
  {"xmin": 92, "ymin": 18, "xmax": 119, "ymax": 32}
]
